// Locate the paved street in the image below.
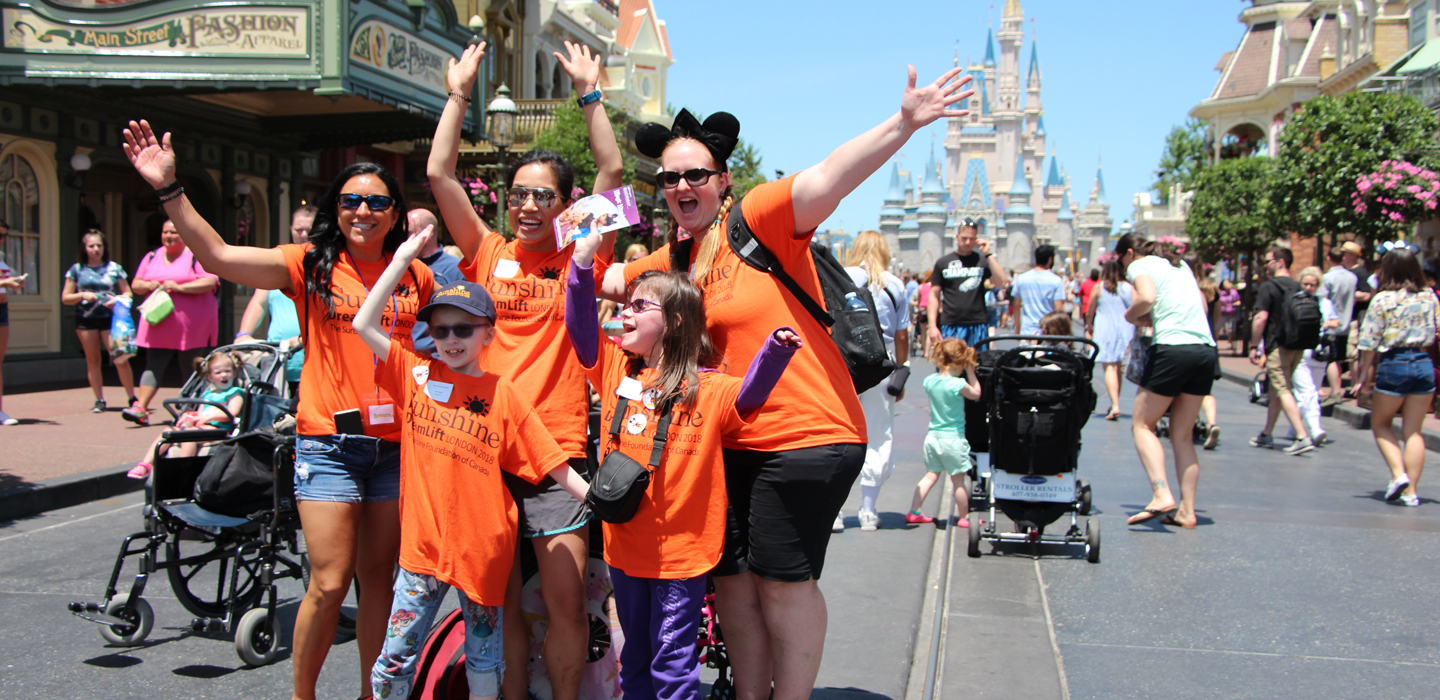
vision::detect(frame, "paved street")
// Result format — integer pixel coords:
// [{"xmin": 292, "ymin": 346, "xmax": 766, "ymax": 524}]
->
[{"xmin": 3, "ymin": 363, "xmax": 1440, "ymax": 699}]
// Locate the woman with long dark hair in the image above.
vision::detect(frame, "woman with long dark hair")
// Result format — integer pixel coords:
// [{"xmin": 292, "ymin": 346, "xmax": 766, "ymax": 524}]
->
[
  {"xmin": 1355, "ymin": 248, "xmax": 1438, "ymax": 507},
  {"xmin": 123, "ymin": 120, "xmax": 434, "ymax": 700},
  {"xmin": 62, "ymin": 229, "xmax": 136, "ymax": 412},
  {"xmin": 428, "ymin": 41, "xmax": 624, "ymax": 700},
  {"xmin": 1116, "ymin": 232, "xmax": 1217, "ymax": 529},
  {"xmin": 599, "ymin": 65, "xmax": 973, "ymax": 700}
]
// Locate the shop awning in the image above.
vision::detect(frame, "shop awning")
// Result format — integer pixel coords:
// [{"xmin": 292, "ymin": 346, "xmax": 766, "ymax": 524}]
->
[{"xmin": 1398, "ymin": 40, "xmax": 1440, "ymax": 74}]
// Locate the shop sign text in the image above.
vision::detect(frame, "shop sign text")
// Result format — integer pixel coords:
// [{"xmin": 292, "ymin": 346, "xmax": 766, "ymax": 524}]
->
[{"xmin": 2, "ymin": 6, "xmax": 309, "ymax": 57}]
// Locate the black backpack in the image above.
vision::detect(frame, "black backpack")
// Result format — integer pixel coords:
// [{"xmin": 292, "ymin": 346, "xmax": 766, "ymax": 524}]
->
[
  {"xmin": 722, "ymin": 198, "xmax": 894, "ymax": 393},
  {"xmin": 1276, "ymin": 280, "xmax": 1321, "ymax": 350}
]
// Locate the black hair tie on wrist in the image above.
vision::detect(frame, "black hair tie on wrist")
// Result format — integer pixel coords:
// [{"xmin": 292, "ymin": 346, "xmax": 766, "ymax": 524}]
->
[{"xmin": 155, "ymin": 181, "xmax": 182, "ymax": 199}]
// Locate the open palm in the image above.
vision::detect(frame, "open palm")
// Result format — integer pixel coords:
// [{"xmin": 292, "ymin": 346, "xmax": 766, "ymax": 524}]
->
[
  {"xmin": 900, "ymin": 67, "xmax": 975, "ymax": 130},
  {"xmin": 446, "ymin": 41, "xmax": 486, "ymax": 95},
  {"xmin": 555, "ymin": 40, "xmax": 601, "ymax": 91},
  {"xmin": 122, "ymin": 120, "xmax": 176, "ymax": 189}
]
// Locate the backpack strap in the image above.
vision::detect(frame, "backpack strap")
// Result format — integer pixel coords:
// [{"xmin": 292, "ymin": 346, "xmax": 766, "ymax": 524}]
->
[
  {"xmin": 725, "ymin": 197, "xmax": 835, "ymax": 328},
  {"xmin": 608, "ymin": 386, "xmax": 675, "ymax": 469}
]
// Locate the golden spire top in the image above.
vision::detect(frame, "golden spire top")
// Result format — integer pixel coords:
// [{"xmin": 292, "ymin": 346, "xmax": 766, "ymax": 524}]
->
[{"xmin": 1004, "ymin": 0, "xmax": 1022, "ymax": 19}]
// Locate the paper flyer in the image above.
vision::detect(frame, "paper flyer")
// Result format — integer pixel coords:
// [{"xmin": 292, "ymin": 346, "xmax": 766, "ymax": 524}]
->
[{"xmin": 554, "ymin": 185, "xmax": 641, "ymax": 249}]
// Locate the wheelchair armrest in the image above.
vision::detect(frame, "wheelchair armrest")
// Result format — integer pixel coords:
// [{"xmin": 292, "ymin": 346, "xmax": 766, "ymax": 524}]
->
[{"xmin": 162, "ymin": 397, "xmax": 239, "ymax": 428}]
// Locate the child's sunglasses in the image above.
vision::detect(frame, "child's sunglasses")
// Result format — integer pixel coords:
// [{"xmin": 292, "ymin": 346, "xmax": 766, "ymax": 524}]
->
[
  {"xmin": 338, "ymin": 193, "xmax": 396, "ymax": 212},
  {"xmin": 624, "ymin": 298, "xmax": 663, "ymax": 314},
  {"xmin": 429, "ymin": 322, "xmax": 490, "ymax": 340},
  {"xmin": 657, "ymin": 168, "xmax": 722, "ymax": 189}
]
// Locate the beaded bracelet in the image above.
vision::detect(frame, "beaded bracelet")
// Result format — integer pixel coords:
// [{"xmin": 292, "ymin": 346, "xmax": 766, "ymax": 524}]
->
[
  {"xmin": 448, "ymin": 91, "xmax": 472, "ymax": 103},
  {"xmin": 158, "ymin": 185, "xmax": 185, "ymax": 203}
]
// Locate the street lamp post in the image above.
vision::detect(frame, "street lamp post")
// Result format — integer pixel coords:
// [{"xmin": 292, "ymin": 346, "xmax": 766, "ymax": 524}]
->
[{"xmin": 487, "ymin": 84, "xmax": 517, "ymax": 236}]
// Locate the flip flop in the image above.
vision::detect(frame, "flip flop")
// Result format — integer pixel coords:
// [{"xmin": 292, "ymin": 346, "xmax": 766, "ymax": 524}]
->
[
  {"xmin": 1160, "ymin": 514, "xmax": 1197, "ymax": 529},
  {"xmin": 1126, "ymin": 507, "xmax": 1176, "ymax": 525}
]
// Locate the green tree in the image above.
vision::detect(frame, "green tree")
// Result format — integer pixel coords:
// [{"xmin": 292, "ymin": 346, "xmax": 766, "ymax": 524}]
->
[
  {"xmin": 1186, "ymin": 157, "xmax": 1277, "ymax": 265},
  {"xmin": 530, "ymin": 102, "xmax": 636, "ymax": 197},
  {"xmin": 728, "ymin": 138, "xmax": 766, "ymax": 199},
  {"xmin": 1153, "ymin": 118, "xmax": 1210, "ymax": 203},
  {"xmin": 1269, "ymin": 91, "xmax": 1440, "ymax": 244}
]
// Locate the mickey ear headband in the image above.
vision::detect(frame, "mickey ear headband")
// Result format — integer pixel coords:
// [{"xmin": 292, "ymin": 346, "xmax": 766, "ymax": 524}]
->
[{"xmin": 635, "ymin": 109, "xmax": 740, "ymax": 168}]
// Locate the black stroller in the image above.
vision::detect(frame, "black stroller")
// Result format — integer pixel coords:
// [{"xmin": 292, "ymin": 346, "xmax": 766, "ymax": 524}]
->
[
  {"xmin": 964, "ymin": 336, "xmax": 1101, "ymax": 563},
  {"xmin": 68, "ymin": 343, "xmax": 303, "ymax": 665}
]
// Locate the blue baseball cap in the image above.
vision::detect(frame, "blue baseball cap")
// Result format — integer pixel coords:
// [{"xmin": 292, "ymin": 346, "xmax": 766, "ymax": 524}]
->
[{"xmin": 418, "ymin": 281, "xmax": 497, "ymax": 323}]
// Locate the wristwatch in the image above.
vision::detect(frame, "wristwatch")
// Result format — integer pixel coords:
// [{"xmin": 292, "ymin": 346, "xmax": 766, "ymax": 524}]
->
[{"xmin": 576, "ymin": 89, "xmax": 602, "ymax": 108}]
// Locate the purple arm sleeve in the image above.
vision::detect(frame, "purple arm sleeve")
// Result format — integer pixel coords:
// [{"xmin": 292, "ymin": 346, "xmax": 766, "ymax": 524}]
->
[
  {"xmin": 565, "ymin": 262, "xmax": 600, "ymax": 369},
  {"xmin": 736, "ymin": 327, "xmax": 800, "ymax": 415}
]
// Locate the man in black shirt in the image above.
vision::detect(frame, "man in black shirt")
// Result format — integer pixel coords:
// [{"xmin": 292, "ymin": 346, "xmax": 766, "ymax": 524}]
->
[
  {"xmin": 927, "ymin": 221, "xmax": 1009, "ymax": 348},
  {"xmin": 1249, "ymin": 245, "xmax": 1315, "ymax": 455}
]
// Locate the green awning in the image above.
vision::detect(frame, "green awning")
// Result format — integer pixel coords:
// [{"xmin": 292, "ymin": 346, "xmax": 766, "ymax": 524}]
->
[{"xmin": 1398, "ymin": 40, "xmax": 1440, "ymax": 74}]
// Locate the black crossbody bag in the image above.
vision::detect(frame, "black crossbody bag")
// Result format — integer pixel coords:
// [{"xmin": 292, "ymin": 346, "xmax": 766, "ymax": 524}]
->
[{"xmin": 586, "ymin": 389, "xmax": 675, "ymax": 524}]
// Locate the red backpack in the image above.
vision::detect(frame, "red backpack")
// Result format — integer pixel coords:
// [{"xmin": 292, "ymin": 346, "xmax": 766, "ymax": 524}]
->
[{"xmin": 407, "ymin": 609, "xmax": 469, "ymax": 700}]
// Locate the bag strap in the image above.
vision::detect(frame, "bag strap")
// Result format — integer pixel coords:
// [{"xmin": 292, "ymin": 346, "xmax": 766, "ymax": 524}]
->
[
  {"xmin": 727, "ymin": 198, "xmax": 835, "ymax": 328},
  {"xmin": 607, "ymin": 385, "xmax": 676, "ymax": 469}
]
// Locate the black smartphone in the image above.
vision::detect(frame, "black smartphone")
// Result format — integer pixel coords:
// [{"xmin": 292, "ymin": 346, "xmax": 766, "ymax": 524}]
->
[{"xmin": 334, "ymin": 409, "xmax": 365, "ymax": 435}]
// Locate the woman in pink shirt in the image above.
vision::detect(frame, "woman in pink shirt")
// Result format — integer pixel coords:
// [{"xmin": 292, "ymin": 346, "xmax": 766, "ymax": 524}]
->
[{"xmin": 122, "ymin": 219, "xmax": 219, "ymax": 425}]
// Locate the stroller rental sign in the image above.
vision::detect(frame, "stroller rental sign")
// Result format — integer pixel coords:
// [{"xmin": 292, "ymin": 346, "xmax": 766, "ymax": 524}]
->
[{"xmin": 991, "ymin": 471, "xmax": 1076, "ymax": 503}]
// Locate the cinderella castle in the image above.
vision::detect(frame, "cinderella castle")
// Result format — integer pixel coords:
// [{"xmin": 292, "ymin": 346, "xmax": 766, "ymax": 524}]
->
[{"xmin": 881, "ymin": 0, "xmax": 1112, "ymax": 276}]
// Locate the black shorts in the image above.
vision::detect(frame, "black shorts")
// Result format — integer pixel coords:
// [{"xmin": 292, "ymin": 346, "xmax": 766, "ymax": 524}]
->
[
  {"xmin": 1141, "ymin": 343, "xmax": 1219, "ymax": 397},
  {"xmin": 714, "ymin": 443, "xmax": 865, "ymax": 582},
  {"xmin": 75, "ymin": 313, "xmax": 112, "ymax": 331},
  {"xmin": 504, "ymin": 456, "xmax": 591, "ymax": 539}
]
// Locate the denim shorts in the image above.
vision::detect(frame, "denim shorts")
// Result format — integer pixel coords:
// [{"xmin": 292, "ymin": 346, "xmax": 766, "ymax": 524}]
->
[
  {"xmin": 293, "ymin": 434, "xmax": 402, "ymax": 503},
  {"xmin": 1374, "ymin": 349, "xmax": 1436, "ymax": 397}
]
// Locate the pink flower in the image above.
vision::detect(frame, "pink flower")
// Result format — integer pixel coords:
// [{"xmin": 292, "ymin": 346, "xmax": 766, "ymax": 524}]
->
[
  {"xmin": 1428, "ymin": 200, "xmax": 1438, "ymax": 210},
  {"xmin": 1358, "ymin": 180, "xmax": 1373, "ymax": 192},
  {"xmin": 1390, "ymin": 212, "xmax": 1405, "ymax": 221},
  {"xmin": 489, "ymin": 192, "xmax": 497, "ymax": 203},
  {"xmin": 1409, "ymin": 185, "xmax": 1423, "ymax": 194},
  {"xmin": 1418, "ymin": 191, "xmax": 1433, "ymax": 200}
]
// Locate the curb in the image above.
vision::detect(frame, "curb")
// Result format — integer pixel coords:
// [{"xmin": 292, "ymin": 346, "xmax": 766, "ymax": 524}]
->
[
  {"xmin": 0, "ymin": 462, "xmax": 143, "ymax": 523},
  {"xmin": 1219, "ymin": 367, "xmax": 1440, "ymax": 451}
]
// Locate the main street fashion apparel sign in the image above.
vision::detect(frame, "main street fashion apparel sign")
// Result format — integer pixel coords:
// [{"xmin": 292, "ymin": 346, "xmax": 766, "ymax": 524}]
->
[{"xmin": 2, "ymin": 5, "xmax": 309, "ymax": 57}]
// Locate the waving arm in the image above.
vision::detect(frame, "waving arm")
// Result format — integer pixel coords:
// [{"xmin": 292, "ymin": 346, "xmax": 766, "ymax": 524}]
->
[
  {"xmin": 427, "ymin": 42, "xmax": 494, "ymax": 261},
  {"xmin": 790, "ymin": 67, "xmax": 973, "ymax": 235},
  {"xmin": 354, "ymin": 226, "xmax": 432, "ymax": 358}
]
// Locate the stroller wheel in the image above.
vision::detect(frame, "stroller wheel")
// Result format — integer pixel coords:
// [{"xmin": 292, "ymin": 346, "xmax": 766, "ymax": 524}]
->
[
  {"xmin": 235, "ymin": 607, "xmax": 280, "ymax": 666},
  {"xmin": 100, "ymin": 598, "xmax": 154, "ymax": 646},
  {"xmin": 967, "ymin": 520, "xmax": 983, "ymax": 558},
  {"xmin": 1077, "ymin": 480, "xmax": 1093, "ymax": 516},
  {"xmin": 1085, "ymin": 520, "xmax": 1101, "ymax": 564}
]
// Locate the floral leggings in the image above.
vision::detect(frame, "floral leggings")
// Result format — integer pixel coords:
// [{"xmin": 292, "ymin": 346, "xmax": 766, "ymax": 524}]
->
[{"xmin": 370, "ymin": 567, "xmax": 505, "ymax": 699}]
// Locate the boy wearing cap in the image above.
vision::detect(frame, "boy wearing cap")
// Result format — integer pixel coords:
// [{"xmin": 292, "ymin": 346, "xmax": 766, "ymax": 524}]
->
[{"xmin": 353, "ymin": 226, "xmax": 590, "ymax": 700}]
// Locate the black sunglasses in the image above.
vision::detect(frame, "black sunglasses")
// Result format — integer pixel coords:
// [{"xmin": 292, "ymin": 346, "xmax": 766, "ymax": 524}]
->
[
  {"xmin": 338, "ymin": 193, "xmax": 395, "ymax": 212},
  {"xmin": 429, "ymin": 322, "xmax": 490, "ymax": 340},
  {"xmin": 507, "ymin": 187, "xmax": 558, "ymax": 208},
  {"xmin": 657, "ymin": 168, "xmax": 723, "ymax": 189}
]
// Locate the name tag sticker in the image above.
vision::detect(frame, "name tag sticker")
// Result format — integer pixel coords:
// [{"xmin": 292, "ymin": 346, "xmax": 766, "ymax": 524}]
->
[
  {"xmin": 494, "ymin": 259, "xmax": 521, "ymax": 279},
  {"xmin": 426, "ymin": 380, "xmax": 454, "ymax": 403},
  {"xmin": 617, "ymin": 377, "xmax": 644, "ymax": 401}
]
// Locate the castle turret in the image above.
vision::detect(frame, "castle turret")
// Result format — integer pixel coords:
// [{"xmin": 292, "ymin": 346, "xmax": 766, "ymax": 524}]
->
[
  {"xmin": 879, "ymin": 162, "xmax": 906, "ymax": 238},
  {"xmin": 1076, "ymin": 160, "xmax": 1114, "ymax": 265},
  {"xmin": 1025, "ymin": 39, "xmax": 1042, "ymax": 120},
  {"xmin": 1003, "ymin": 151, "xmax": 1035, "ymax": 269}
]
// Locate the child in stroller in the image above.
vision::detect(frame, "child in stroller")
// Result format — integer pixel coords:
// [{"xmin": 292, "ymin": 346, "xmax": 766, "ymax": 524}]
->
[
  {"xmin": 906, "ymin": 339, "xmax": 982, "ymax": 526},
  {"xmin": 125, "ymin": 349, "xmax": 246, "ymax": 479}
]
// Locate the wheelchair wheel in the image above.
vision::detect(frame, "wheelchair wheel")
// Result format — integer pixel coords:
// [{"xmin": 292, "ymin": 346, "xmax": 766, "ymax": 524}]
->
[
  {"xmin": 100, "ymin": 598, "xmax": 154, "ymax": 646},
  {"xmin": 235, "ymin": 607, "xmax": 280, "ymax": 666},
  {"xmin": 166, "ymin": 529, "xmax": 263, "ymax": 618}
]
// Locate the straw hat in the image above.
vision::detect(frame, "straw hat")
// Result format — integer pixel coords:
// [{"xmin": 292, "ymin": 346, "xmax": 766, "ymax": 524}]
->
[{"xmin": 1340, "ymin": 241, "xmax": 1364, "ymax": 256}]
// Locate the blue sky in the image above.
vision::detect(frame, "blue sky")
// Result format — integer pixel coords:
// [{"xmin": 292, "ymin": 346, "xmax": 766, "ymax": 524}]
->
[{"xmin": 658, "ymin": 1, "xmax": 1244, "ymax": 239}]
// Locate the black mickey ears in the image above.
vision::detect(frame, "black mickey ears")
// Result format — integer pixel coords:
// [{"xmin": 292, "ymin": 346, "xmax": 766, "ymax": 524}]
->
[{"xmin": 636, "ymin": 108, "xmax": 741, "ymax": 167}]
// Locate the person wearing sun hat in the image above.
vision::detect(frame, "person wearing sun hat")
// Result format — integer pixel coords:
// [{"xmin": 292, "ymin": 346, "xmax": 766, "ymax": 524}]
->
[{"xmin": 353, "ymin": 226, "xmax": 590, "ymax": 700}]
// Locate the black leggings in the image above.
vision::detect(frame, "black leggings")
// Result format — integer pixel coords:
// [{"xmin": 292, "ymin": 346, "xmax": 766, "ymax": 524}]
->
[{"xmin": 139, "ymin": 347, "xmax": 210, "ymax": 388}]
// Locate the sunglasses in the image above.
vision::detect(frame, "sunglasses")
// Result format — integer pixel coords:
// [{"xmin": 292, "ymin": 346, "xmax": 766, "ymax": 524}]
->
[
  {"xmin": 657, "ymin": 168, "xmax": 723, "ymax": 189},
  {"xmin": 624, "ymin": 298, "xmax": 663, "ymax": 314},
  {"xmin": 429, "ymin": 322, "xmax": 491, "ymax": 340},
  {"xmin": 507, "ymin": 187, "xmax": 558, "ymax": 208},
  {"xmin": 338, "ymin": 193, "xmax": 395, "ymax": 212}
]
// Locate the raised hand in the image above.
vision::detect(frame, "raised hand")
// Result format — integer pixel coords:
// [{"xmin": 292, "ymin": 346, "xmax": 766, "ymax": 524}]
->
[
  {"xmin": 446, "ymin": 42, "xmax": 486, "ymax": 96},
  {"xmin": 899, "ymin": 66, "xmax": 975, "ymax": 131},
  {"xmin": 554, "ymin": 40, "xmax": 602, "ymax": 93},
  {"xmin": 121, "ymin": 120, "xmax": 176, "ymax": 189},
  {"xmin": 773, "ymin": 328, "xmax": 804, "ymax": 349},
  {"xmin": 570, "ymin": 225, "xmax": 605, "ymax": 267},
  {"xmin": 398, "ymin": 224, "xmax": 434, "ymax": 263}
]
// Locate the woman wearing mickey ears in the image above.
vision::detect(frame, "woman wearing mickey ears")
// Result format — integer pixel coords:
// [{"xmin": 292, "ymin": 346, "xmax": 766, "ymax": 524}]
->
[
  {"xmin": 601, "ymin": 67, "xmax": 975, "ymax": 700},
  {"xmin": 428, "ymin": 40, "xmax": 624, "ymax": 700},
  {"xmin": 122, "ymin": 120, "xmax": 434, "ymax": 700}
]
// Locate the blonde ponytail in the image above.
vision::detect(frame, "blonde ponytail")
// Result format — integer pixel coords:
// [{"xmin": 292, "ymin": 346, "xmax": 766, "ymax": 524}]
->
[{"xmin": 689, "ymin": 194, "xmax": 734, "ymax": 285}]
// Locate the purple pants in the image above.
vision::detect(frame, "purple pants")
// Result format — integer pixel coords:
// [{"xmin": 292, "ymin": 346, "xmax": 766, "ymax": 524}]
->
[{"xmin": 610, "ymin": 567, "xmax": 707, "ymax": 700}]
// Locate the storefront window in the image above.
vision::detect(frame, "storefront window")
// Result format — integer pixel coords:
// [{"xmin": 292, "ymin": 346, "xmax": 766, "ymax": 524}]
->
[{"xmin": 1, "ymin": 153, "xmax": 41, "ymax": 295}]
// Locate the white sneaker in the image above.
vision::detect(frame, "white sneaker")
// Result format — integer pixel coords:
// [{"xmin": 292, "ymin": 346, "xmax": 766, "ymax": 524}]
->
[
  {"xmin": 832, "ymin": 514, "xmax": 845, "ymax": 532},
  {"xmin": 859, "ymin": 511, "xmax": 880, "ymax": 532},
  {"xmin": 0, "ymin": 411, "xmax": 16, "ymax": 426},
  {"xmin": 1386, "ymin": 475, "xmax": 1412, "ymax": 501},
  {"xmin": 1399, "ymin": 494, "xmax": 1421, "ymax": 507}
]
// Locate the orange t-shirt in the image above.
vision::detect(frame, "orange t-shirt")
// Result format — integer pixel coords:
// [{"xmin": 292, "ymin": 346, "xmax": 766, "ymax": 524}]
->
[
  {"xmin": 377, "ymin": 342, "xmax": 567, "ymax": 604},
  {"xmin": 459, "ymin": 235, "xmax": 611, "ymax": 459},
  {"xmin": 586, "ymin": 339, "xmax": 743, "ymax": 578},
  {"xmin": 623, "ymin": 177, "xmax": 865, "ymax": 451},
  {"xmin": 281, "ymin": 244, "xmax": 435, "ymax": 440}
]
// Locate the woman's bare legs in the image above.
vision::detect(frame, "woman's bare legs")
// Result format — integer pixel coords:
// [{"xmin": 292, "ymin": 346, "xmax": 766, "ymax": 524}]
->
[
  {"xmin": 1371, "ymin": 393, "xmax": 1408, "ymax": 483},
  {"xmin": 712, "ymin": 572, "xmax": 774, "ymax": 700},
  {"xmin": 1102, "ymin": 362, "xmax": 1123, "ymax": 417},
  {"xmin": 1374, "ymin": 392, "xmax": 1432, "ymax": 497},
  {"xmin": 501, "ymin": 551, "xmax": 528, "ymax": 700},
  {"xmin": 1129, "ymin": 388, "xmax": 1177, "ymax": 522},
  {"xmin": 1166, "ymin": 393, "xmax": 1206, "ymax": 527},
  {"xmin": 531, "ymin": 528, "xmax": 590, "ymax": 700},
  {"xmin": 755, "ymin": 577, "xmax": 827, "ymax": 700},
  {"xmin": 78, "ymin": 329, "xmax": 106, "ymax": 400},
  {"xmin": 1399, "ymin": 393, "xmax": 1431, "ymax": 497},
  {"xmin": 0, "ymin": 324, "xmax": 9, "ymax": 416}
]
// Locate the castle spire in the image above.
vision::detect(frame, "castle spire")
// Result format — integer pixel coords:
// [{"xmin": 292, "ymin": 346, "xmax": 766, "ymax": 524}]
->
[
  {"xmin": 1008, "ymin": 151, "xmax": 1032, "ymax": 198},
  {"xmin": 983, "ymin": 28, "xmax": 996, "ymax": 66},
  {"xmin": 1045, "ymin": 151, "xmax": 1063, "ymax": 188}
]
